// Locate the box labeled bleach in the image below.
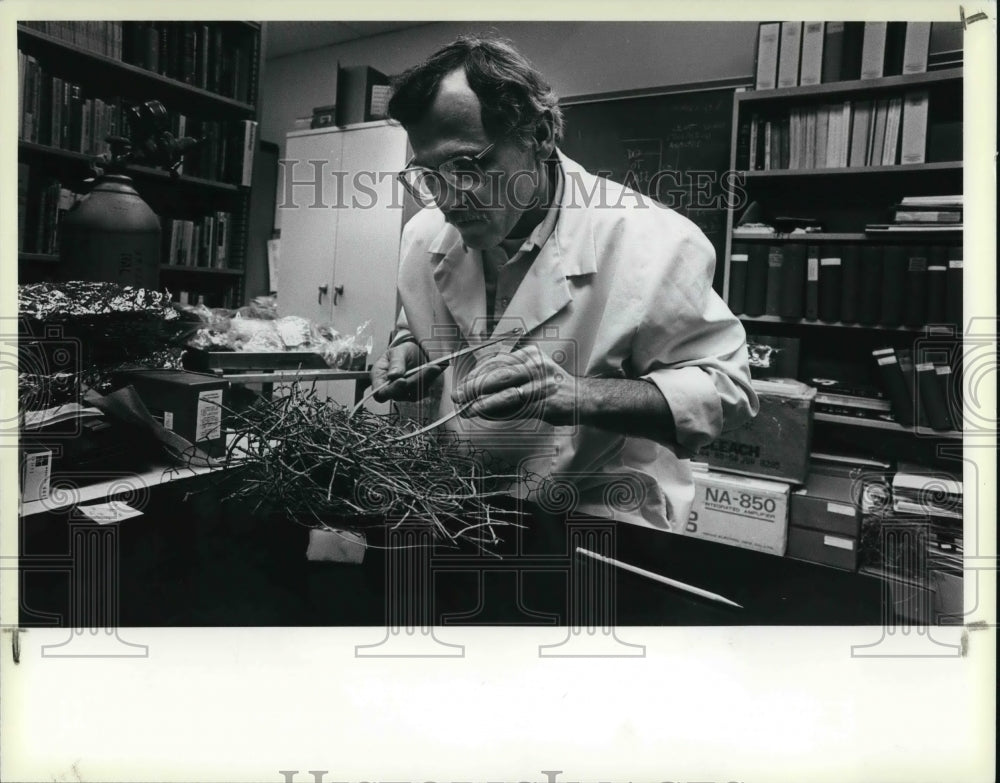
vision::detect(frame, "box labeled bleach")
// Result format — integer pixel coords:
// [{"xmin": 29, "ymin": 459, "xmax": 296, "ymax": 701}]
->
[
  {"xmin": 700, "ymin": 378, "xmax": 816, "ymax": 484},
  {"xmin": 680, "ymin": 465, "xmax": 791, "ymax": 556}
]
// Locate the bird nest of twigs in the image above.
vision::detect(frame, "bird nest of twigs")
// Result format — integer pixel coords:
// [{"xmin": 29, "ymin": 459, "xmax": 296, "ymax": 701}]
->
[{"xmin": 224, "ymin": 385, "xmax": 530, "ymax": 554}]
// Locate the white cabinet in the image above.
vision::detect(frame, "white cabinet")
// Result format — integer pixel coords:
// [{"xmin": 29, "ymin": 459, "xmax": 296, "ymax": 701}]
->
[{"xmin": 278, "ymin": 122, "xmax": 410, "ymax": 407}]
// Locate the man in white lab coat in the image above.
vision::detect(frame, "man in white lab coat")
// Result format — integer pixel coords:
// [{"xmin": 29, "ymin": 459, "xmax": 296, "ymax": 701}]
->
[{"xmin": 371, "ymin": 35, "xmax": 757, "ymax": 530}]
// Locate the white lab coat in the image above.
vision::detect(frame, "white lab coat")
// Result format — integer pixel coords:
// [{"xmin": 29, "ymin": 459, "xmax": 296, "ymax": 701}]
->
[{"xmin": 395, "ymin": 151, "xmax": 758, "ymax": 530}]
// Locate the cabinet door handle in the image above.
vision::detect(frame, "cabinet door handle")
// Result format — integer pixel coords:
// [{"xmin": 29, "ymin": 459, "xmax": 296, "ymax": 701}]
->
[
  {"xmin": 333, "ymin": 284, "xmax": 344, "ymax": 305},
  {"xmin": 317, "ymin": 284, "xmax": 328, "ymax": 304}
]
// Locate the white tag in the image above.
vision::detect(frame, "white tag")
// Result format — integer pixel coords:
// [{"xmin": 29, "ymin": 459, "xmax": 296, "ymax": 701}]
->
[
  {"xmin": 76, "ymin": 501, "xmax": 144, "ymax": 525},
  {"xmin": 163, "ymin": 411, "xmax": 174, "ymax": 431},
  {"xmin": 732, "ymin": 253, "xmax": 749, "ymax": 262},
  {"xmin": 826, "ymin": 501, "xmax": 855, "ymax": 517},
  {"xmin": 195, "ymin": 389, "xmax": 224, "ymax": 442},
  {"xmin": 807, "ymin": 258, "xmax": 819, "ymax": 280},
  {"xmin": 820, "ymin": 257, "xmax": 842, "ymax": 266},
  {"xmin": 823, "ymin": 534, "xmax": 854, "ymax": 551},
  {"xmin": 949, "ymin": 259, "xmax": 963, "ymax": 268}
]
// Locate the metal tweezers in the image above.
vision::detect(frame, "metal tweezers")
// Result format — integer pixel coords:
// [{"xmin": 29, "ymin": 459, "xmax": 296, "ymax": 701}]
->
[{"xmin": 348, "ymin": 329, "xmax": 522, "ymax": 437}]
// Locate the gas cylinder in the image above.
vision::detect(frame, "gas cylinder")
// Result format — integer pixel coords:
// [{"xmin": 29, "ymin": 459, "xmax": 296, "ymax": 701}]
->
[{"xmin": 60, "ymin": 174, "xmax": 161, "ymax": 289}]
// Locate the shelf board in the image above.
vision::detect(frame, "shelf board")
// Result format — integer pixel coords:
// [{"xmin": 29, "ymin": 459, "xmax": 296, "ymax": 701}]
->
[
  {"xmin": 18, "ymin": 141, "xmax": 242, "ymax": 194},
  {"xmin": 737, "ymin": 68, "xmax": 963, "ymax": 104},
  {"xmin": 732, "ymin": 231, "xmax": 961, "ymax": 243},
  {"xmin": 739, "ymin": 315, "xmax": 952, "ymax": 333},
  {"xmin": 19, "ymin": 252, "xmax": 60, "ymax": 263},
  {"xmin": 160, "ymin": 265, "xmax": 244, "ymax": 277},
  {"xmin": 741, "ymin": 162, "xmax": 962, "ymax": 179},
  {"xmin": 17, "ymin": 25, "xmax": 256, "ymax": 118},
  {"xmin": 814, "ymin": 412, "xmax": 962, "ymax": 439}
]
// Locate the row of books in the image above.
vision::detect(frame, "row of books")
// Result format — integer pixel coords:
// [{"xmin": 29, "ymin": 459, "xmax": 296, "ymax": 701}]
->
[
  {"xmin": 170, "ymin": 289, "xmax": 237, "ymax": 309},
  {"xmin": 167, "ymin": 115, "xmax": 259, "ymax": 186},
  {"xmin": 728, "ymin": 242, "xmax": 962, "ymax": 327},
  {"xmin": 755, "ymin": 21, "xmax": 957, "ymax": 91},
  {"xmin": 17, "ymin": 165, "xmax": 83, "ymax": 255},
  {"xmin": 740, "ymin": 89, "xmax": 932, "ymax": 170},
  {"xmin": 20, "ymin": 21, "xmax": 253, "ymax": 104},
  {"xmin": 18, "ymin": 53, "xmax": 124, "ymax": 155},
  {"xmin": 162, "ymin": 214, "xmax": 233, "ymax": 270},
  {"xmin": 866, "ymin": 194, "xmax": 963, "ymax": 233},
  {"xmin": 872, "ymin": 346, "xmax": 960, "ymax": 431},
  {"xmin": 18, "ymin": 52, "xmax": 259, "ymax": 186}
]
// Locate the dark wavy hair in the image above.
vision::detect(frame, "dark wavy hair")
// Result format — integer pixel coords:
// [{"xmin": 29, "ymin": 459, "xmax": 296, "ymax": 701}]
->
[{"xmin": 387, "ymin": 34, "xmax": 564, "ymax": 147}]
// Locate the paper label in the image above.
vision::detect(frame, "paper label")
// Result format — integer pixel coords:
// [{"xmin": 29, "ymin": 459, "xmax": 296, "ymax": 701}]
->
[
  {"xmin": 877, "ymin": 356, "xmax": 897, "ymax": 365},
  {"xmin": 820, "ymin": 257, "xmax": 842, "ymax": 266},
  {"xmin": 823, "ymin": 534, "xmax": 855, "ymax": 551},
  {"xmin": 75, "ymin": 501, "xmax": 144, "ymax": 525},
  {"xmin": 908, "ymin": 257, "xmax": 928, "ymax": 271},
  {"xmin": 195, "ymin": 389, "xmax": 224, "ymax": 442},
  {"xmin": 731, "ymin": 253, "xmax": 749, "ymax": 263},
  {"xmin": 949, "ymin": 260, "xmax": 963, "ymax": 269},
  {"xmin": 935, "ymin": 366, "xmax": 952, "ymax": 376},
  {"xmin": 807, "ymin": 258, "xmax": 819, "ymax": 280},
  {"xmin": 826, "ymin": 501, "xmax": 855, "ymax": 517},
  {"xmin": 163, "ymin": 411, "xmax": 174, "ymax": 431}
]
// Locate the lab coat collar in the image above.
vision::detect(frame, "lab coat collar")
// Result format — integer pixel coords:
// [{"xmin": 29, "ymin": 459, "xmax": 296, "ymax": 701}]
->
[{"xmin": 428, "ymin": 150, "xmax": 599, "ymax": 341}]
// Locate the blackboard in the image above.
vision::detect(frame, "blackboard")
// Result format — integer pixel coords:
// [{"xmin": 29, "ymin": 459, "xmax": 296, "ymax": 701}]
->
[{"xmin": 559, "ymin": 85, "xmax": 738, "ymax": 292}]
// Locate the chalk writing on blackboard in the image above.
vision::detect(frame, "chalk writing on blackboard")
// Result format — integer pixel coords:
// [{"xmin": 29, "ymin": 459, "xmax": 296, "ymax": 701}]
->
[{"xmin": 622, "ymin": 139, "xmax": 662, "ymax": 197}]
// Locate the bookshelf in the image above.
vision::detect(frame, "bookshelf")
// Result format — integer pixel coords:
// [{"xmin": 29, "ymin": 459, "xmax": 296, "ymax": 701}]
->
[
  {"xmin": 16, "ymin": 21, "xmax": 262, "ymax": 308},
  {"xmin": 726, "ymin": 39, "xmax": 963, "ymax": 463}
]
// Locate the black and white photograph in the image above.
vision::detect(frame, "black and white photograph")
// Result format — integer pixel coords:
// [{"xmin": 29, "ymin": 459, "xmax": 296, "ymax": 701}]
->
[{"xmin": 1, "ymin": 2, "xmax": 995, "ymax": 781}]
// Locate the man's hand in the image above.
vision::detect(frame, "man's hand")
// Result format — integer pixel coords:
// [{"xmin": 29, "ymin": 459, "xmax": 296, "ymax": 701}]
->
[
  {"xmin": 451, "ymin": 344, "xmax": 678, "ymax": 442},
  {"xmin": 451, "ymin": 345, "xmax": 579, "ymax": 425},
  {"xmin": 369, "ymin": 341, "xmax": 443, "ymax": 402}
]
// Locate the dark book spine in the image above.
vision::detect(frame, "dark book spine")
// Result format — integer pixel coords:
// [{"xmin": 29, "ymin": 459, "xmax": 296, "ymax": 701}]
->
[
  {"xmin": 728, "ymin": 243, "xmax": 749, "ymax": 315},
  {"xmin": 765, "ymin": 245, "xmax": 784, "ymax": 316},
  {"xmin": 818, "ymin": 249, "xmax": 843, "ymax": 322},
  {"xmin": 144, "ymin": 23, "xmax": 159, "ymax": 72},
  {"xmin": 821, "ymin": 21, "xmax": 845, "ymax": 82},
  {"xmin": 926, "ymin": 245, "xmax": 948, "ymax": 323},
  {"xmin": 916, "ymin": 361, "xmax": 954, "ymax": 431},
  {"xmin": 880, "ymin": 245, "xmax": 907, "ymax": 326},
  {"xmin": 873, "ymin": 347, "xmax": 915, "ymax": 426},
  {"xmin": 157, "ymin": 22, "xmax": 169, "ymax": 76},
  {"xmin": 182, "ymin": 23, "xmax": 197, "ymax": 84},
  {"xmin": 883, "ymin": 21, "xmax": 909, "ymax": 76},
  {"xmin": 946, "ymin": 245, "xmax": 962, "ymax": 326},
  {"xmin": 857, "ymin": 245, "xmax": 883, "ymax": 325},
  {"xmin": 735, "ymin": 117, "xmax": 751, "ymax": 172},
  {"xmin": 895, "ymin": 348, "xmax": 929, "ymax": 427},
  {"xmin": 779, "ymin": 242, "xmax": 807, "ymax": 318},
  {"xmin": 933, "ymin": 363, "xmax": 959, "ymax": 429},
  {"xmin": 839, "ymin": 244, "xmax": 862, "ymax": 323},
  {"xmin": 805, "ymin": 245, "xmax": 820, "ymax": 320},
  {"xmin": 744, "ymin": 244, "xmax": 769, "ymax": 316},
  {"xmin": 903, "ymin": 248, "xmax": 929, "ymax": 326},
  {"xmin": 841, "ymin": 22, "xmax": 867, "ymax": 80}
]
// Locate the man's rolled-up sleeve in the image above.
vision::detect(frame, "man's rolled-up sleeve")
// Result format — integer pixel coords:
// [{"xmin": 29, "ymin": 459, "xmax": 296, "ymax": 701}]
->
[{"xmin": 635, "ymin": 227, "xmax": 759, "ymax": 454}]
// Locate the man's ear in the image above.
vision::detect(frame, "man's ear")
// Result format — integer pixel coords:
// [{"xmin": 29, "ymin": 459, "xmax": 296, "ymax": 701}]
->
[{"xmin": 533, "ymin": 111, "xmax": 556, "ymax": 160}]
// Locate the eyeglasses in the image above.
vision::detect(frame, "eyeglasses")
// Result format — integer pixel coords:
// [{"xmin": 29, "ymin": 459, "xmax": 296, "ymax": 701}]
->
[{"xmin": 397, "ymin": 142, "xmax": 496, "ymax": 205}]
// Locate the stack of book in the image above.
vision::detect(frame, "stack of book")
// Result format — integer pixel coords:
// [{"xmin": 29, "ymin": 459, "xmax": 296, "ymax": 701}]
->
[
  {"xmin": 727, "ymin": 241, "xmax": 962, "ymax": 327},
  {"xmin": 754, "ymin": 21, "xmax": 942, "ymax": 91},
  {"xmin": 21, "ymin": 21, "xmax": 253, "ymax": 103},
  {"xmin": 871, "ymin": 346, "xmax": 960, "ymax": 430},
  {"xmin": 866, "ymin": 194, "xmax": 963, "ymax": 233},
  {"xmin": 740, "ymin": 89, "xmax": 935, "ymax": 171},
  {"xmin": 811, "ymin": 380, "xmax": 894, "ymax": 423},
  {"xmin": 17, "ymin": 165, "xmax": 83, "ymax": 254},
  {"xmin": 162, "ymin": 213, "xmax": 232, "ymax": 270},
  {"xmin": 892, "ymin": 463, "xmax": 963, "ymax": 577}
]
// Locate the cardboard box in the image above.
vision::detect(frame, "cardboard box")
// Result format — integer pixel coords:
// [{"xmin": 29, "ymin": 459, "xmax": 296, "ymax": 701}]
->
[
  {"xmin": 700, "ymin": 378, "xmax": 816, "ymax": 484},
  {"xmin": 787, "ymin": 525, "xmax": 858, "ymax": 570},
  {"xmin": 115, "ymin": 369, "xmax": 228, "ymax": 456},
  {"xmin": 790, "ymin": 468, "xmax": 861, "ymax": 538},
  {"xmin": 680, "ymin": 466, "xmax": 790, "ymax": 556},
  {"xmin": 336, "ymin": 65, "xmax": 390, "ymax": 125}
]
